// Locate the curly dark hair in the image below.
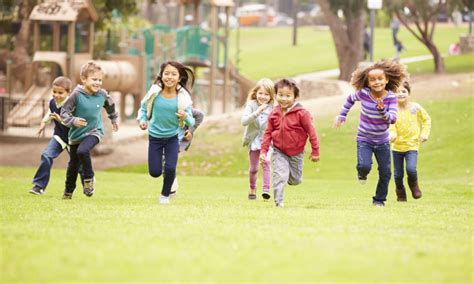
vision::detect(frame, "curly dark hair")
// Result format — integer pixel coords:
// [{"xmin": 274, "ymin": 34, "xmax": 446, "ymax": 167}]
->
[
  {"xmin": 350, "ymin": 59, "xmax": 409, "ymax": 92},
  {"xmin": 154, "ymin": 61, "xmax": 195, "ymax": 94}
]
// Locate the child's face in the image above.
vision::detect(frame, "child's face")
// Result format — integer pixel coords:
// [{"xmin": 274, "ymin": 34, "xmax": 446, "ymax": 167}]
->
[
  {"xmin": 367, "ymin": 69, "xmax": 389, "ymax": 94},
  {"xmin": 81, "ymin": 71, "xmax": 103, "ymax": 94},
  {"xmin": 52, "ymin": 85, "xmax": 68, "ymax": 102},
  {"xmin": 276, "ymin": 86, "xmax": 296, "ymax": 111},
  {"xmin": 256, "ymin": 87, "xmax": 271, "ymax": 105},
  {"xmin": 396, "ymin": 86, "xmax": 410, "ymax": 104},
  {"xmin": 162, "ymin": 64, "xmax": 180, "ymax": 89}
]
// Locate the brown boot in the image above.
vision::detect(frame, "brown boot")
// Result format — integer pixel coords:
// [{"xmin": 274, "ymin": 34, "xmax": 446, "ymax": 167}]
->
[
  {"xmin": 408, "ymin": 180, "xmax": 422, "ymax": 199},
  {"xmin": 396, "ymin": 185, "xmax": 407, "ymax": 202}
]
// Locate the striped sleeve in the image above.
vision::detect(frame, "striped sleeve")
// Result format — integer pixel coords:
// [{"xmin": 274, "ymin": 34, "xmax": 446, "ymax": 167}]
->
[{"xmin": 337, "ymin": 92, "xmax": 360, "ymax": 121}]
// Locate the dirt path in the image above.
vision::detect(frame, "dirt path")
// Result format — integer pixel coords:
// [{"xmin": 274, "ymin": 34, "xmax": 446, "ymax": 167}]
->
[{"xmin": 1, "ymin": 73, "xmax": 471, "ymax": 170}]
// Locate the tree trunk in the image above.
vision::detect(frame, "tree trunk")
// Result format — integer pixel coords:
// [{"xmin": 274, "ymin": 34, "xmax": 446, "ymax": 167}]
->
[
  {"xmin": 11, "ymin": 1, "xmax": 35, "ymax": 84},
  {"xmin": 425, "ymin": 39, "xmax": 445, "ymax": 73},
  {"xmin": 317, "ymin": 0, "xmax": 365, "ymax": 81}
]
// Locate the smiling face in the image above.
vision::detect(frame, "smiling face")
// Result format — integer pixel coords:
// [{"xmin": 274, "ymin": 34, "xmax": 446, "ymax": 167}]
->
[
  {"xmin": 161, "ymin": 64, "xmax": 180, "ymax": 90},
  {"xmin": 276, "ymin": 86, "xmax": 296, "ymax": 112},
  {"xmin": 81, "ymin": 71, "xmax": 103, "ymax": 94},
  {"xmin": 396, "ymin": 85, "xmax": 410, "ymax": 104},
  {"xmin": 256, "ymin": 87, "xmax": 271, "ymax": 105},
  {"xmin": 51, "ymin": 85, "xmax": 69, "ymax": 103},
  {"xmin": 367, "ymin": 68, "xmax": 389, "ymax": 96}
]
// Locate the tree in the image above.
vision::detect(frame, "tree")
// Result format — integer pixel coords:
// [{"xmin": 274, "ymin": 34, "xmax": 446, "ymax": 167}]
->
[
  {"xmin": 316, "ymin": 0, "xmax": 366, "ymax": 81},
  {"xmin": 385, "ymin": 0, "xmax": 465, "ymax": 74}
]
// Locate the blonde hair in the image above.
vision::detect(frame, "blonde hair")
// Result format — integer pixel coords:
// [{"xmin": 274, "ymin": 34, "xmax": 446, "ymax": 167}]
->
[
  {"xmin": 350, "ymin": 59, "xmax": 409, "ymax": 92},
  {"xmin": 80, "ymin": 61, "xmax": 103, "ymax": 79},
  {"xmin": 247, "ymin": 78, "xmax": 275, "ymax": 104}
]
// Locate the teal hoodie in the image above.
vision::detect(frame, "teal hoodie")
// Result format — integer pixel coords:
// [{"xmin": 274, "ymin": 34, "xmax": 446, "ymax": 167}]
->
[{"xmin": 60, "ymin": 86, "xmax": 118, "ymax": 144}]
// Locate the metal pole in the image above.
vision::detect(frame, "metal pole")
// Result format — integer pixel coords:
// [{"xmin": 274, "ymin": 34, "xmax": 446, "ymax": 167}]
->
[
  {"xmin": 292, "ymin": 0, "xmax": 298, "ymax": 46},
  {"xmin": 469, "ymin": 10, "xmax": 473, "ymax": 34},
  {"xmin": 370, "ymin": 9, "xmax": 375, "ymax": 62}
]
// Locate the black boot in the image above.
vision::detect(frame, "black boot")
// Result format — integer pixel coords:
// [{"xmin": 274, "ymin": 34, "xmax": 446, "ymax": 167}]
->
[
  {"xmin": 408, "ymin": 180, "xmax": 422, "ymax": 199},
  {"xmin": 396, "ymin": 185, "xmax": 407, "ymax": 202}
]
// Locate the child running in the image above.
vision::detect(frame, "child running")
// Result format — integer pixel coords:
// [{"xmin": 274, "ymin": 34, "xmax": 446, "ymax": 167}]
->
[
  {"xmin": 138, "ymin": 61, "xmax": 195, "ymax": 204},
  {"xmin": 334, "ymin": 59, "xmax": 408, "ymax": 207},
  {"xmin": 389, "ymin": 80, "xmax": 431, "ymax": 201},
  {"xmin": 260, "ymin": 79, "xmax": 320, "ymax": 208},
  {"xmin": 28, "ymin": 76, "xmax": 74, "ymax": 195},
  {"xmin": 61, "ymin": 61, "xmax": 119, "ymax": 199},
  {"xmin": 241, "ymin": 78, "xmax": 275, "ymax": 200}
]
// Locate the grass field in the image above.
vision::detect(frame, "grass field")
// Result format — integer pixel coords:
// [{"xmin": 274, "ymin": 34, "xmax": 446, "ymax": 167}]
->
[
  {"xmin": 230, "ymin": 25, "xmax": 472, "ymax": 80},
  {"xmin": 1, "ymin": 92, "xmax": 472, "ymax": 282}
]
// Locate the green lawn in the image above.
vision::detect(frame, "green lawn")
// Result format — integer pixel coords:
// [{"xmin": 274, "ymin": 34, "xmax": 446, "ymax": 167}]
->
[
  {"xmin": 229, "ymin": 25, "xmax": 472, "ymax": 80},
  {"xmin": 1, "ymin": 95, "xmax": 472, "ymax": 282}
]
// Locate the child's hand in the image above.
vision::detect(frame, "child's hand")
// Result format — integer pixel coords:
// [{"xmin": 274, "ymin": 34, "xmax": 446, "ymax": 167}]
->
[
  {"xmin": 389, "ymin": 134, "xmax": 397, "ymax": 142},
  {"xmin": 419, "ymin": 135, "xmax": 428, "ymax": 142},
  {"xmin": 37, "ymin": 126, "xmax": 45, "ymax": 137},
  {"xmin": 139, "ymin": 121, "xmax": 148, "ymax": 130},
  {"xmin": 183, "ymin": 130, "xmax": 193, "ymax": 141},
  {"xmin": 50, "ymin": 112, "xmax": 61, "ymax": 122},
  {"xmin": 256, "ymin": 103, "xmax": 268, "ymax": 113},
  {"xmin": 309, "ymin": 155, "xmax": 320, "ymax": 162},
  {"xmin": 375, "ymin": 99, "xmax": 385, "ymax": 111},
  {"xmin": 333, "ymin": 117, "xmax": 344, "ymax": 129},
  {"xmin": 259, "ymin": 153, "xmax": 267, "ymax": 164},
  {"xmin": 112, "ymin": 121, "xmax": 119, "ymax": 132},
  {"xmin": 73, "ymin": 118, "xmax": 87, "ymax": 128},
  {"xmin": 176, "ymin": 111, "xmax": 187, "ymax": 122}
]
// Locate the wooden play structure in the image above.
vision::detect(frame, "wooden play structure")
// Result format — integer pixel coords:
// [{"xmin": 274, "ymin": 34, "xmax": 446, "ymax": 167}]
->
[{"xmin": 7, "ymin": 0, "xmax": 253, "ymax": 127}]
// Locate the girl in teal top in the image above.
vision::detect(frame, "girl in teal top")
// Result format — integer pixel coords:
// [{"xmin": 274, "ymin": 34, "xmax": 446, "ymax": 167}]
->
[{"xmin": 138, "ymin": 61, "xmax": 195, "ymax": 204}]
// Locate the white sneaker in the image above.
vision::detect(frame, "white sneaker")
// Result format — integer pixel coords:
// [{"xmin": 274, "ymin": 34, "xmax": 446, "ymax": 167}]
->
[
  {"xmin": 170, "ymin": 177, "xmax": 179, "ymax": 198},
  {"xmin": 159, "ymin": 195, "xmax": 170, "ymax": 204},
  {"xmin": 275, "ymin": 203, "xmax": 284, "ymax": 208},
  {"xmin": 358, "ymin": 176, "xmax": 367, "ymax": 185}
]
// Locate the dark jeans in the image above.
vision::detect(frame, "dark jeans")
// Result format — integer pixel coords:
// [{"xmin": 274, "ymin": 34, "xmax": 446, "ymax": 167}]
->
[
  {"xmin": 357, "ymin": 141, "xmax": 392, "ymax": 203},
  {"xmin": 392, "ymin": 150, "xmax": 418, "ymax": 188},
  {"xmin": 148, "ymin": 135, "xmax": 179, "ymax": 197},
  {"xmin": 65, "ymin": 135, "xmax": 99, "ymax": 193}
]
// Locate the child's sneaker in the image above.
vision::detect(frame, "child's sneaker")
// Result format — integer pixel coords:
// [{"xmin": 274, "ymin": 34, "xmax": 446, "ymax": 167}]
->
[
  {"xmin": 262, "ymin": 191, "xmax": 271, "ymax": 200},
  {"xmin": 275, "ymin": 202, "xmax": 284, "ymax": 208},
  {"xmin": 159, "ymin": 195, "xmax": 170, "ymax": 204},
  {"xmin": 29, "ymin": 185, "xmax": 44, "ymax": 195},
  {"xmin": 373, "ymin": 201, "xmax": 384, "ymax": 207},
  {"xmin": 358, "ymin": 175, "xmax": 367, "ymax": 185},
  {"xmin": 62, "ymin": 192, "xmax": 73, "ymax": 199},
  {"xmin": 170, "ymin": 178, "xmax": 179, "ymax": 198},
  {"xmin": 83, "ymin": 178, "xmax": 95, "ymax": 197}
]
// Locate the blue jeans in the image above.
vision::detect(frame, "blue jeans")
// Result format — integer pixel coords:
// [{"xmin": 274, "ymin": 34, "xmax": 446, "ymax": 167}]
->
[
  {"xmin": 357, "ymin": 141, "xmax": 392, "ymax": 203},
  {"xmin": 392, "ymin": 150, "xmax": 418, "ymax": 189},
  {"xmin": 148, "ymin": 135, "xmax": 179, "ymax": 197},
  {"xmin": 65, "ymin": 135, "xmax": 99, "ymax": 193},
  {"xmin": 32, "ymin": 138, "xmax": 64, "ymax": 189}
]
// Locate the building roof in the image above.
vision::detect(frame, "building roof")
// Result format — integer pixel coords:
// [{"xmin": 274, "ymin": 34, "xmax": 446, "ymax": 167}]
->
[{"xmin": 30, "ymin": 0, "xmax": 98, "ymax": 22}]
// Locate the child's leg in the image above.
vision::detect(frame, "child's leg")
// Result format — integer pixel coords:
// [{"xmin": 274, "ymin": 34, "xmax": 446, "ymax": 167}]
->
[
  {"xmin": 248, "ymin": 150, "xmax": 260, "ymax": 190},
  {"xmin": 32, "ymin": 139, "xmax": 64, "ymax": 189},
  {"xmin": 261, "ymin": 154, "xmax": 271, "ymax": 192},
  {"xmin": 76, "ymin": 136, "xmax": 100, "ymax": 179},
  {"xmin": 373, "ymin": 143, "xmax": 392, "ymax": 203},
  {"xmin": 392, "ymin": 151, "xmax": 405, "ymax": 189},
  {"xmin": 162, "ymin": 135, "xmax": 179, "ymax": 197},
  {"xmin": 405, "ymin": 150, "xmax": 418, "ymax": 183},
  {"xmin": 148, "ymin": 136, "xmax": 165, "ymax": 178},
  {"xmin": 272, "ymin": 148, "xmax": 290, "ymax": 205},
  {"xmin": 288, "ymin": 153, "xmax": 304, "ymax": 186},
  {"xmin": 356, "ymin": 141, "xmax": 374, "ymax": 179},
  {"xmin": 65, "ymin": 144, "xmax": 80, "ymax": 194}
]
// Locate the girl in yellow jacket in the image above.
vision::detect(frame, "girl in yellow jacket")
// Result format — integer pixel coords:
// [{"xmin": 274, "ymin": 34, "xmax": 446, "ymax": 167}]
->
[{"xmin": 389, "ymin": 81, "xmax": 431, "ymax": 201}]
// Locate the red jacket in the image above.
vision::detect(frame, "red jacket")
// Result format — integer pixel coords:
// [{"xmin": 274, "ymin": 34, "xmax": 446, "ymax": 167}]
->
[{"xmin": 261, "ymin": 103, "xmax": 320, "ymax": 157}]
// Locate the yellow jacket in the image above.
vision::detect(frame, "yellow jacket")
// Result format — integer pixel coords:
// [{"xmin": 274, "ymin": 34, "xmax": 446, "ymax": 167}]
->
[{"xmin": 389, "ymin": 102, "xmax": 431, "ymax": 152}]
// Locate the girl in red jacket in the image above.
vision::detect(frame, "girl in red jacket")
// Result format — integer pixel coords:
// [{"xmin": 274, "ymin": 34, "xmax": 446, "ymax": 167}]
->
[{"xmin": 260, "ymin": 79, "xmax": 320, "ymax": 208}]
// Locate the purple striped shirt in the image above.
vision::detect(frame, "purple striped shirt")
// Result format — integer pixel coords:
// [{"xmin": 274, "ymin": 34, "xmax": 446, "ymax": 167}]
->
[{"xmin": 338, "ymin": 88, "xmax": 398, "ymax": 145}]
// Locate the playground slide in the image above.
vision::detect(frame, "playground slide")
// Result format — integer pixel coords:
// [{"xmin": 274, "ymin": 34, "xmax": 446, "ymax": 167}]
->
[{"xmin": 8, "ymin": 84, "xmax": 51, "ymax": 127}]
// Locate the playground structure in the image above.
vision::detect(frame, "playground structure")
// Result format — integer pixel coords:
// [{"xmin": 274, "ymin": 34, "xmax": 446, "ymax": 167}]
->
[{"xmin": 6, "ymin": 0, "xmax": 253, "ymax": 128}]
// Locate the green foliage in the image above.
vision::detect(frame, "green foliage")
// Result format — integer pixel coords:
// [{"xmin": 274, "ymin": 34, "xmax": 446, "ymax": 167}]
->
[{"xmin": 92, "ymin": 0, "xmax": 138, "ymax": 30}]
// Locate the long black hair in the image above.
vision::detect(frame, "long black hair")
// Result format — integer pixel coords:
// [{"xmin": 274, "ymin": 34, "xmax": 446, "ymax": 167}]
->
[{"xmin": 154, "ymin": 61, "xmax": 195, "ymax": 94}]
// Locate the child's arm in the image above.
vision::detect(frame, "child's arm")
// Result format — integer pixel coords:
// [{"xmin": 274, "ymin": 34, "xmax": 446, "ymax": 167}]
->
[
  {"xmin": 301, "ymin": 111, "xmax": 320, "ymax": 162},
  {"xmin": 377, "ymin": 96, "xmax": 398, "ymax": 124},
  {"xmin": 241, "ymin": 102, "xmax": 264, "ymax": 126},
  {"xmin": 102, "ymin": 91, "xmax": 119, "ymax": 131},
  {"xmin": 333, "ymin": 93, "xmax": 358, "ymax": 128},
  {"xmin": 137, "ymin": 84, "xmax": 160, "ymax": 130},
  {"xmin": 189, "ymin": 109, "xmax": 204, "ymax": 133},
  {"xmin": 60, "ymin": 92, "xmax": 87, "ymax": 128},
  {"xmin": 417, "ymin": 104, "xmax": 431, "ymax": 142},
  {"xmin": 259, "ymin": 116, "xmax": 274, "ymax": 163},
  {"xmin": 176, "ymin": 106, "xmax": 195, "ymax": 127},
  {"xmin": 388, "ymin": 123, "xmax": 397, "ymax": 142},
  {"xmin": 37, "ymin": 109, "xmax": 52, "ymax": 136}
]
